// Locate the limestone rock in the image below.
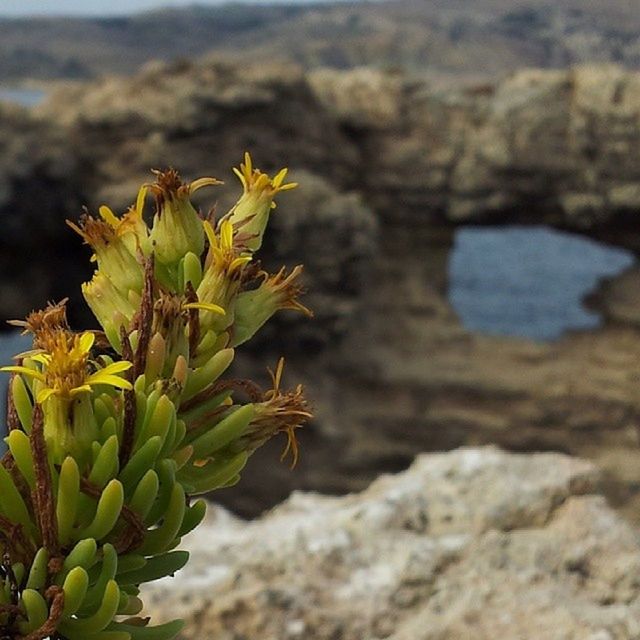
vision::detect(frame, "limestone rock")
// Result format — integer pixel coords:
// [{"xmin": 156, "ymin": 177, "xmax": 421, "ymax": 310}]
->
[
  {"xmin": 5, "ymin": 61, "xmax": 640, "ymax": 520},
  {"xmin": 143, "ymin": 448, "xmax": 640, "ymax": 640}
]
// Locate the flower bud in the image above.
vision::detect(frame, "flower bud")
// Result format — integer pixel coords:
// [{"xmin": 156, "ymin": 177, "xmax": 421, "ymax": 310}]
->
[
  {"xmin": 82, "ymin": 273, "xmax": 137, "ymax": 345},
  {"xmin": 67, "ymin": 212, "xmax": 143, "ymax": 294},
  {"xmin": 231, "ymin": 266, "xmax": 312, "ymax": 346},
  {"xmin": 227, "ymin": 153, "xmax": 297, "ymax": 252},
  {"xmin": 149, "ymin": 169, "xmax": 221, "ymax": 266}
]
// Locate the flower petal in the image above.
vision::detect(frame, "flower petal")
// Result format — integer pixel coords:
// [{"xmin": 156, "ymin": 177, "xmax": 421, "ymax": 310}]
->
[
  {"xmin": 183, "ymin": 302, "xmax": 226, "ymax": 315},
  {"xmin": 79, "ymin": 332, "xmax": 95, "ymax": 353},
  {"xmin": 36, "ymin": 387, "xmax": 58, "ymax": 404},
  {"xmin": 86, "ymin": 373, "xmax": 133, "ymax": 390},
  {"xmin": 0, "ymin": 366, "xmax": 45, "ymax": 381},
  {"xmin": 69, "ymin": 385, "xmax": 92, "ymax": 397},
  {"xmin": 98, "ymin": 361, "xmax": 133, "ymax": 376}
]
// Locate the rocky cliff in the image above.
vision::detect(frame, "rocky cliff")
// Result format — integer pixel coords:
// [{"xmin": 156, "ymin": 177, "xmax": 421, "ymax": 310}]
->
[
  {"xmin": 3, "ymin": 0, "xmax": 640, "ymax": 82},
  {"xmin": 3, "ymin": 61, "xmax": 640, "ymax": 517},
  {"xmin": 143, "ymin": 448, "xmax": 640, "ymax": 639}
]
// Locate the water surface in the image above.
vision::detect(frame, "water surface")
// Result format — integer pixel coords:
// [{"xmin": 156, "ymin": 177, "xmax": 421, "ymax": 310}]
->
[
  {"xmin": 0, "ymin": 87, "xmax": 46, "ymax": 107},
  {"xmin": 0, "ymin": 332, "xmax": 33, "ymax": 426},
  {"xmin": 448, "ymin": 226, "xmax": 635, "ymax": 341}
]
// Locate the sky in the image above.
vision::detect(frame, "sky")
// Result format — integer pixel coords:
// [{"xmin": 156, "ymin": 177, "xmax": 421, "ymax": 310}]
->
[{"xmin": 0, "ymin": 0, "xmax": 318, "ymax": 17}]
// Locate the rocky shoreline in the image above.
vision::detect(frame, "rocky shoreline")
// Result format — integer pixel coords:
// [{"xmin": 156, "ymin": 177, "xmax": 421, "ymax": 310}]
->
[
  {"xmin": 144, "ymin": 447, "xmax": 640, "ymax": 639},
  {"xmin": 2, "ymin": 60, "xmax": 640, "ymax": 518}
]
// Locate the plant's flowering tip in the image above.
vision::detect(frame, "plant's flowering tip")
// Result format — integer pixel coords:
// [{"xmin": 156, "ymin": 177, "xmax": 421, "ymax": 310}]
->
[
  {"xmin": 227, "ymin": 152, "xmax": 298, "ymax": 252},
  {"xmin": 150, "ymin": 292, "xmax": 195, "ymax": 372},
  {"xmin": 67, "ymin": 212, "xmax": 144, "ymax": 293},
  {"xmin": 239, "ymin": 359, "xmax": 312, "ymax": 468},
  {"xmin": 82, "ymin": 272, "xmax": 138, "ymax": 347},
  {"xmin": 8, "ymin": 298, "xmax": 70, "ymax": 349},
  {"xmin": 0, "ymin": 330, "xmax": 132, "ymax": 404},
  {"xmin": 0, "ymin": 155, "xmax": 313, "ymax": 640},
  {"xmin": 196, "ymin": 219, "xmax": 252, "ymax": 333},
  {"xmin": 98, "ymin": 185, "xmax": 150, "ymax": 254},
  {"xmin": 1, "ymin": 329, "xmax": 132, "ymax": 463},
  {"xmin": 148, "ymin": 168, "xmax": 221, "ymax": 266},
  {"xmin": 203, "ymin": 219, "xmax": 253, "ymax": 276},
  {"xmin": 232, "ymin": 265, "xmax": 312, "ymax": 347}
]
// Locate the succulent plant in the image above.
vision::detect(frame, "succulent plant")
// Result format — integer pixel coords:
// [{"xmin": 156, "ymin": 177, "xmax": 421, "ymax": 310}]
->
[{"xmin": 0, "ymin": 154, "xmax": 312, "ymax": 639}]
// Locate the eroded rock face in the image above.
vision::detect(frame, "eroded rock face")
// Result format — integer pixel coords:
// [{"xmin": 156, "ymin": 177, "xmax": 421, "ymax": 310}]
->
[
  {"xmin": 4, "ymin": 61, "xmax": 640, "ymax": 519},
  {"xmin": 30, "ymin": 61, "xmax": 640, "ymax": 244},
  {"xmin": 143, "ymin": 448, "xmax": 640, "ymax": 640}
]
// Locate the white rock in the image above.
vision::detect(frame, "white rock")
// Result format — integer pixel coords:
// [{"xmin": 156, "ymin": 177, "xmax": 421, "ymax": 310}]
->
[{"xmin": 143, "ymin": 447, "xmax": 640, "ymax": 639}]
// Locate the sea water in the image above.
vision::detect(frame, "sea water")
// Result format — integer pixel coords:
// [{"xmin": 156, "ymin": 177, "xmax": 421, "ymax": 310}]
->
[
  {"xmin": 448, "ymin": 225, "xmax": 635, "ymax": 341},
  {"xmin": 0, "ymin": 87, "xmax": 46, "ymax": 107},
  {"xmin": 0, "ymin": 332, "xmax": 33, "ymax": 429}
]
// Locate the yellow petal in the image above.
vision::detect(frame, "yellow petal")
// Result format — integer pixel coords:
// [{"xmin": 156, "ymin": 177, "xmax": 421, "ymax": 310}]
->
[
  {"xmin": 99, "ymin": 205, "xmax": 119, "ymax": 228},
  {"xmin": 68, "ymin": 385, "xmax": 92, "ymax": 397},
  {"xmin": 233, "ymin": 167, "xmax": 247, "ymax": 189},
  {"xmin": 135, "ymin": 185, "xmax": 148, "ymax": 217},
  {"xmin": 272, "ymin": 168, "xmax": 288, "ymax": 188},
  {"xmin": 220, "ymin": 220, "xmax": 233, "ymax": 250},
  {"xmin": 183, "ymin": 302, "xmax": 226, "ymax": 315},
  {"xmin": 0, "ymin": 366, "xmax": 45, "ymax": 381},
  {"xmin": 98, "ymin": 361, "xmax": 133, "ymax": 376},
  {"xmin": 79, "ymin": 332, "xmax": 95, "ymax": 353},
  {"xmin": 203, "ymin": 220, "xmax": 218, "ymax": 249},
  {"xmin": 13, "ymin": 348, "xmax": 45, "ymax": 360},
  {"xmin": 86, "ymin": 373, "xmax": 133, "ymax": 390},
  {"xmin": 229, "ymin": 256, "xmax": 252, "ymax": 273},
  {"xmin": 189, "ymin": 177, "xmax": 223, "ymax": 194},
  {"xmin": 36, "ymin": 387, "xmax": 58, "ymax": 403}
]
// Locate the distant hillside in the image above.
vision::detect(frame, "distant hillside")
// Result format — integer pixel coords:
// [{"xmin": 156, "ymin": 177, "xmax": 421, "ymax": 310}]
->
[{"xmin": 1, "ymin": 0, "xmax": 640, "ymax": 82}]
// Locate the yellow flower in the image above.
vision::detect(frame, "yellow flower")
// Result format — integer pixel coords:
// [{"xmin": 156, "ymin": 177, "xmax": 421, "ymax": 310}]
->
[
  {"xmin": 203, "ymin": 219, "xmax": 252, "ymax": 276},
  {"xmin": 97, "ymin": 184, "xmax": 150, "ymax": 254},
  {"xmin": 196, "ymin": 219, "xmax": 252, "ymax": 334},
  {"xmin": 227, "ymin": 152, "xmax": 297, "ymax": 251},
  {"xmin": 2, "ymin": 330, "xmax": 132, "ymax": 464},
  {"xmin": 67, "ymin": 212, "xmax": 144, "ymax": 295},
  {"xmin": 1, "ymin": 331, "xmax": 132, "ymax": 404}
]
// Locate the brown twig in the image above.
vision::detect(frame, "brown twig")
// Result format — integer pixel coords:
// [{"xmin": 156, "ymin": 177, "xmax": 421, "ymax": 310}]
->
[
  {"xmin": 134, "ymin": 254, "xmax": 155, "ymax": 378},
  {"xmin": 119, "ymin": 327, "xmax": 137, "ymax": 467},
  {"xmin": 6, "ymin": 374, "xmax": 19, "ymax": 434},
  {"xmin": 184, "ymin": 282, "xmax": 200, "ymax": 358},
  {"xmin": 0, "ymin": 514, "xmax": 34, "ymax": 564},
  {"xmin": 29, "ymin": 406, "xmax": 58, "ymax": 556},
  {"xmin": 2, "ymin": 453, "xmax": 35, "ymax": 518}
]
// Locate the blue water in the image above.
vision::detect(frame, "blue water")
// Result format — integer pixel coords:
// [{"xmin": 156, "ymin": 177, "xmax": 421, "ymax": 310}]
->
[
  {"xmin": 0, "ymin": 88, "xmax": 46, "ymax": 107},
  {"xmin": 448, "ymin": 226, "xmax": 635, "ymax": 341},
  {"xmin": 0, "ymin": 333, "xmax": 33, "ymax": 428}
]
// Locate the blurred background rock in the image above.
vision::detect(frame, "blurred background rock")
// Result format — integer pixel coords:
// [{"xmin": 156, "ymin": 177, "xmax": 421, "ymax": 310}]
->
[{"xmin": 3, "ymin": 0, "xmax": 640, "ymax": 525}]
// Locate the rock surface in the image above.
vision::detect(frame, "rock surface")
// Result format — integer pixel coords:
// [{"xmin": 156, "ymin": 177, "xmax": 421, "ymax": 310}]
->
[
  {"xmin": 27, "ymin": 60, "xmax": 640, "ymax": 245},
  {"xmin": 4, "ymin": 61, "xmax": 640, "ymax": 518},
  {"xmin": 143, "ymin": 447, "xmax": 640, "ymax": 640}
]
